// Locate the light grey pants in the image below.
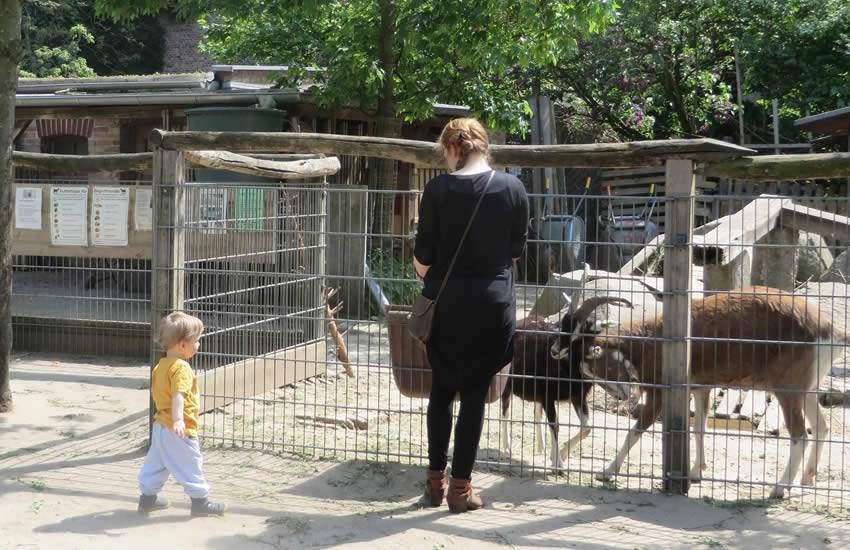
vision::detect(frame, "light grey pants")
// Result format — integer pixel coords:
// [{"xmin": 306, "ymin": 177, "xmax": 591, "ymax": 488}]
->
[{"xmin": 138, "ymin": 423, "xmax": 210, "ymax": 498}]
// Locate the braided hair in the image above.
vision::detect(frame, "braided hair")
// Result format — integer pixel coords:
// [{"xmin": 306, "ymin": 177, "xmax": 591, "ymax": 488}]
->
[{"xmin": 438, "ymin": 118, "xmax": 489, "ymax": 170}]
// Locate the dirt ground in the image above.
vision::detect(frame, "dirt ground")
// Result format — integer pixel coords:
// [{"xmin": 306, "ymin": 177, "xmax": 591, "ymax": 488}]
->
[{"xmin": 2, "ymin": 353, "xmax": 850, "ymax": 550}]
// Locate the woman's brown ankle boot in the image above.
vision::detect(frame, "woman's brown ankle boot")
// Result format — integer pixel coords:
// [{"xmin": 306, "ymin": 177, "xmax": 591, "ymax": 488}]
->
[
  {"xmin": 446, "ymin": 477, "xmax": 484, "ymax": 513},
  {"xmin": 423, "ymin": 469, "xmax": 447, "ymax": 506}
]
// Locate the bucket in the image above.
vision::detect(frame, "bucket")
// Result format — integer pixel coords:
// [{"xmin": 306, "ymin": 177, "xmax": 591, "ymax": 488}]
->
[{"xmin": 386, "ymin": 304, "xmax": 509, "ymax": 402}]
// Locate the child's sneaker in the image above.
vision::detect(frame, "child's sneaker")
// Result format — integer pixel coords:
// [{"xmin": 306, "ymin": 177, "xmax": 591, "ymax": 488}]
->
[
  {"xmin": 137, "ymin": 493, "xmax": 169, "ymax": 515},
  {"xmin": 190, "ymin": 497, "xmax": 226, "ymax": 517}
]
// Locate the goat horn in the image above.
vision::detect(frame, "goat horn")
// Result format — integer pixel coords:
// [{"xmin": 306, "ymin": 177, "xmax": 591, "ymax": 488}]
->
[{"xmin": 571, "ymin": 295, "xmax": 634, "ymax": 331}]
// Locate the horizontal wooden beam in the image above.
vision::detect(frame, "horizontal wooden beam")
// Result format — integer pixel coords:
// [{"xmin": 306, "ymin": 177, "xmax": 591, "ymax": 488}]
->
[
  {"xmin": 185, "ymin": 150, "xmax": 340, "ymax": 179},
  {"xmin": 150, "ymin": 130, "xmax": 755, "ymax": 168},
  {"xmin": 698, "ymin": 153, "xmax": 850, "ymax": 181},
  {"xmin": 12, "ymin": 151, "xmax": 153, "ymax": 172}
]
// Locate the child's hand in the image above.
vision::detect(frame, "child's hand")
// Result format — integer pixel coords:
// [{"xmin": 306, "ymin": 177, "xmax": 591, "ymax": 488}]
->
[{"xmin": 173, "ymin": 419, "xmax": 186, "ymax": 438}]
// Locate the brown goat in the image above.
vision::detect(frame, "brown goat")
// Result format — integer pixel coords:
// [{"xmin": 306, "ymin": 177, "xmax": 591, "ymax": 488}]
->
[{"xmin": 570, "ymin": 286, "xmax": 847, "ymax": 499}]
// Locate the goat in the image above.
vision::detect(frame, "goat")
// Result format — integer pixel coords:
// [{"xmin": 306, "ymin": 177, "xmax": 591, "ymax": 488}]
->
[
  {"xmin": 561, "ymin": 286, "xmax": 847, "ymax": 498},
  {"xmin": 500, "ymin": 296, "xmax": 633, "ymax": 469}
]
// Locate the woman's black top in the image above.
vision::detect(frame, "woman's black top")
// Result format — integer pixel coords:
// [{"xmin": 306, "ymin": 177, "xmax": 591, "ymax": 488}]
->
[{"xmin": 414, "ymin": 170, "xmax": 529, "ymax": 388}]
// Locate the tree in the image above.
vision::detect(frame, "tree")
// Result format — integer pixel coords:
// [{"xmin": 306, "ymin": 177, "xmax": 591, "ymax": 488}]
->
[
  {"xmin": 20, "ymin": 0, "xmax": 164, "ymax": 78},
  {"xmin": 98, "ymin": 0, "xmax": 615, "ymax": 235},
  {"xmin": 737, "ymin": 0, "xmax": 850, "ymax": 113},
  {"xmin": 1, "ymin": 0, "xmax": 23, "ymax": 412},
  {"xmin": 552, "ymin": 0, "xmax": 739, "ymax": 142},
  {"xmin": 1, "ymin": 0, "xmax": 164, "ymax": 412},
  {"xmin": 551, "ymin": 0, "xmax": 850, "ymax": 144}
]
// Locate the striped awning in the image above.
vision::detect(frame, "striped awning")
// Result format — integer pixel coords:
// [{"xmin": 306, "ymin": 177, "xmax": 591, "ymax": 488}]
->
[{"xmin": 35, "ymin": 119, "xmax": 94, "ymax": 138}]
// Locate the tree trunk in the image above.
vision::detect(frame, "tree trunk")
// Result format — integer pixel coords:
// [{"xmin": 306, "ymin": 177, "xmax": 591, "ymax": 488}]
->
[
  {"xmin": 369, "ymin": 0, "xmax": 401, "ymax": 248},
  {"xmin": 0, "ymin": 0, "xmax": 22, "ymax": 413}
]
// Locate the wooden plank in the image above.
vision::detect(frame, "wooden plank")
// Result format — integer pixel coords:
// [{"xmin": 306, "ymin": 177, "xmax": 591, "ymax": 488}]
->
[
  {"xmin": 184, "ymin": 150, "xmax": 341, "ymax": 179},
  {"xmin": 698, "ymin": 152, "xmax": 850, "ymax": 181},
  {"xmin": 601, "ymin": 167, "xmax": 666, "ymax": 178},
  {"xmin": 151, "ymin": 130, "xmax": 755, "ymax": 169},
  {"xmin": 662, "ymin": 158, "xmax": 695, "ymax": 494},
  {"xmin": 150, "ymin": 148, "xmax": 185, "ymax": 363},
  {"xmin": 13, "ymin": 151, "xmax": 153, "ymax": 172},
  {"xmin": 198, "ymin": 340, "xmax": 327, "ymax": 412}
]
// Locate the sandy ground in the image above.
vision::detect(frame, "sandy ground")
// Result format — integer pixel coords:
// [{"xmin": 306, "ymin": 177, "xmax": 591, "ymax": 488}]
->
[{"xmin": 2, "ymin": 353, "xmax": 850, "ymax": 550}]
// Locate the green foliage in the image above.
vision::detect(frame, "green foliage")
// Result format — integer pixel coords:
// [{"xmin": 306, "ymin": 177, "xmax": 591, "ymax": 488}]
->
[
  {"xmin": 20, "ymin": 0, "xmax": 164, "ymax": 78},
  {"xmin": 553, "ymin": 0, "xmax": 738, "ymax": 141},
  {"xmin": 552, "ymin": 0, "xmax": 850, "ymax": 143},
  {"xmin": 196, "ymin": 0, "xmax": 616, "ymax": 134},
  {"xmin": 738, "ymin": 0, "xmax": 850, "ymax": 111},
  {"xmin": 367, "ymin": 248, "xmax": 419, "ymax": 311}
]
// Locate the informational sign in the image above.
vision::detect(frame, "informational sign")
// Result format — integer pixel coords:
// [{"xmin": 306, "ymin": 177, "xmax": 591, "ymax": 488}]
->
[
  {"xmin": 50, "ymin": 186, "xmax": 89, "ymax": 246},
  {"xmin": 134, "ymin": 188, "xmax": 153, "ymax": 231},
  {"xmin": 15, "ymin": 187, "xmax": 42, "ymax": 230},
  {"xmin": 91, "ymin": 187, "xmax": 130, "ymax": 246},
  {"xmin": 198, "ymin": 188, "xmax": 227, "ymax": 234}
]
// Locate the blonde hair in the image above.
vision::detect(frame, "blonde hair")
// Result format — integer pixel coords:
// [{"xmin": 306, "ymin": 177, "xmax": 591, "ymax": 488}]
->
[
  {"xmin": 157, "ymin": 311, "xmax": 204, "ymax": 350},
  {"xmin": 438, "ymin": 117, "xmax": 489, "ymax": 170}
]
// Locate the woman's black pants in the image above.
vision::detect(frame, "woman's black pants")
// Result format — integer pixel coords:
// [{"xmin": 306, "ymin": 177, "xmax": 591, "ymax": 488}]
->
[{"xmin": 427, "ymin": 371, "xmax": 492, "ymax": 480}]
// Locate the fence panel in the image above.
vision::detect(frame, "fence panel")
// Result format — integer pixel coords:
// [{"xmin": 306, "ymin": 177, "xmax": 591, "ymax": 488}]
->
[{"xmin": 11, "ymin": 162, "xmax": 850, "ymax": 510}]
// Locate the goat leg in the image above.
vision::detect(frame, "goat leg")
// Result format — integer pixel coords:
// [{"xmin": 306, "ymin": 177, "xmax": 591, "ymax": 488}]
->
[
  {"xmin": 689, "ymin": 390, "xmax": 711, "ymax": 483},
  {"xmin": 770, "ymin": 394, "xmax": 807, "ymax": 499},
  {"xmin": 801, "ymin": 393, "xmax": 827, "ymax": 487},
  {"xmin": 500, "ymin": 383, "xmax": 512, "ymax": 455},
  {"xmin": 534, "ymin": 402, "xmax": 545, "ymax": 455},
  {"xmin": 544, "ymin": 400, "xmax": 563, "ymax": 470},
  {"xmin": 559, "ymin": 406, "xmax": 590, "ymax": 462},
  {"xmin": 597, "ymin": 392, "xmax": 660, "ymax": 482}
]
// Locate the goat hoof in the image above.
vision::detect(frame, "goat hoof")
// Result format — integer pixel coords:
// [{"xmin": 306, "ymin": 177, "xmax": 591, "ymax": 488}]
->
[
  {"xmin": 801, "ymin": 473, "xmax": 815, "ymax": 486},
  {"xmin": 768, "ymin": 486, "xmax": 787, "ymax": 499},
  {"xmin": 595, "ymin": 472, "xmax": 614, "ymax": 482}
]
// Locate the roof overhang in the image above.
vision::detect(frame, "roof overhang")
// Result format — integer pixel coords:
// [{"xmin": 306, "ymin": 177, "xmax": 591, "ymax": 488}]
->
[{"xmin": 794, "ymin": 106, "xmax": 850, "ymax": 135}]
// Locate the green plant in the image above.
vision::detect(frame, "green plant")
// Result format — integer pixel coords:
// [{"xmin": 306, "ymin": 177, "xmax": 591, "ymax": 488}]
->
[{"xmin": 366, "ymin": 248, "xmax": 420, "ymax": 312}]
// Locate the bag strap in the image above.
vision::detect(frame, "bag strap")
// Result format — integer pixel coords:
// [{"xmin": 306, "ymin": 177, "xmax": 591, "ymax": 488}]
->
[{"xmin": 433, "ymin": 169, "xmax": 496, "ymax": 304}]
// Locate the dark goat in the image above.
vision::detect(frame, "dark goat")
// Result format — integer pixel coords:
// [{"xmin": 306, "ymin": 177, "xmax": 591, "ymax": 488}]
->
[{"xmin": 501, "ymin": 296, "xmax": 633, "ymax": 468}]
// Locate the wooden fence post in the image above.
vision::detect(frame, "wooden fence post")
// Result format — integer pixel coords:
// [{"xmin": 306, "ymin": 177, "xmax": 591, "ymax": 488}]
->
[
  {"xmin": 149, "ymin": 147, "xmax": 186, "ymax": 435},
  {"xmin": 663, "ymin": 159, "xmax": 695, "ymax": 494}
]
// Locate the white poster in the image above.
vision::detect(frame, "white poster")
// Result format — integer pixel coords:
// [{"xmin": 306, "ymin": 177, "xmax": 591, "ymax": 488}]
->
[
  {"xmin": 198, "ymin": 188, "xmax": 227, "ymax": 234},
  {"xmin": 134, "ymin": 188, "xmax": 153, "ymax": 231},
  {"xmin": 15, "ymin": 187, "xmax": 42, "ymax": 230},
  {"xmin": 91, "ymin": 187, "xmax": 130, "ymax": 246},
  {"xmin": 50, "ymin": 186, "xmax": 88, "ymax": 246}
]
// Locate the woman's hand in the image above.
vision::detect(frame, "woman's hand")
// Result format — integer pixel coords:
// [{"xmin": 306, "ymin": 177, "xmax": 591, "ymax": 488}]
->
[{"xmin": 413, "ymin": 256, "xmax": 430, "ymax": 284}]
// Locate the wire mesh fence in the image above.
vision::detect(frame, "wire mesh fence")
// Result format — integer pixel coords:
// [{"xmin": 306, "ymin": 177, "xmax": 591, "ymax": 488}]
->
[
  {"xmin": 11, "ymin": 177, "xmax": 152, "ymax": 357},
  {"xmin": 11, "ymin": 166, "xmax": 850, "ymax": 510}
]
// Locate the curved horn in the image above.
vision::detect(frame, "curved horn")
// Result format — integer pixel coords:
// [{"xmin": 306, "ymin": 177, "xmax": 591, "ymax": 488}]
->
[{"xmin": 570, "ymin": 295, "xmax": 633, "ymax": 332}]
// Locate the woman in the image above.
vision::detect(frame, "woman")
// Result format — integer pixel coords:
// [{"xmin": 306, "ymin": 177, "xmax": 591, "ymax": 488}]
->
[{"xmin": 413, "ymin": 118, "xmax": 529, "ymax": 513}]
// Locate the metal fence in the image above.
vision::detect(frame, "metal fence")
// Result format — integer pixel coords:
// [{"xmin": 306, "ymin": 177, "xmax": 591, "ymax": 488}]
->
[{"xmin": 11, "ymin": 165, "xmax": 850, "ymax": 509}]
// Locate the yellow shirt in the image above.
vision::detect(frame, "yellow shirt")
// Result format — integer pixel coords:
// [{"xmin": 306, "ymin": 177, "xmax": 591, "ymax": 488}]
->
[{"xmin": 151, "ymin": 358, "xmax": 200, "ymax": 438}]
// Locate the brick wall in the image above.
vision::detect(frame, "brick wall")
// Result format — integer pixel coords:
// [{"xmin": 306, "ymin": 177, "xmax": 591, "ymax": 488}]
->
[
  {"xmin": 16, "ymin": 125, "xmax": 40, "ymax": 153},
  {"xmin": 158, "ymin": 10, "xmax": 211, "ymax": 74},
  {"xmin": 88, "ymin": 118, "xmax": 121, "ymax": 155}
]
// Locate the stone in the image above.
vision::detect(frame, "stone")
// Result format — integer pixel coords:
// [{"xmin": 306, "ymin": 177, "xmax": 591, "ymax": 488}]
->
[{"xmin": 796, "ymin": 231, "xmax": 834, "ymax": 283}]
